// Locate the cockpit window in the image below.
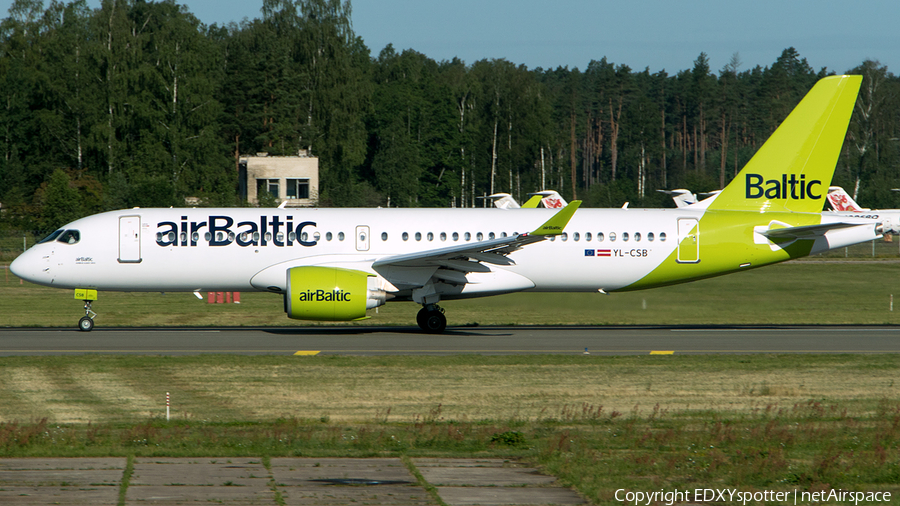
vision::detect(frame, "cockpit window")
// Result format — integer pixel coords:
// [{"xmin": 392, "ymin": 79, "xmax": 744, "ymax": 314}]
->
[
  {"xmin": 37, "ymin": 230, "xmax": 64, "ymax": 244},
  {"xmin": 56, "ymin": 230, "xmax": 80, "ymax": 245}
]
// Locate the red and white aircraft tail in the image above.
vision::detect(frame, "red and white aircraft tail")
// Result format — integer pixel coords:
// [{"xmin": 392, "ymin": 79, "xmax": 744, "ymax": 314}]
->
[{"xmin": 826, "ymin": 186, "xmax": 866, "ymax": 212}]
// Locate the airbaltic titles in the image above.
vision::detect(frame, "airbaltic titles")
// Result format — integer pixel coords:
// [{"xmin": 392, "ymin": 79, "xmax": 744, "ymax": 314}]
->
[
  {"xmin": 745, "ymin": 172, "xmax": 822, "ymax": 200},
  {"xmin": 156, "ymin": 215, "xmax": 317, "ymax": 248}
]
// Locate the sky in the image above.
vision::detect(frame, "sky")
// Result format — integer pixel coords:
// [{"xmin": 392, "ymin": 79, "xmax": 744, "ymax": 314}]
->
[{"xmin": 2, "ymin": 0, "xmax": 898, "ymax": 75}]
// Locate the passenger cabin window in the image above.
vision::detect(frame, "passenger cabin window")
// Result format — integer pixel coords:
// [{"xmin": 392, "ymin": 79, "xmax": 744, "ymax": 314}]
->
[
  {"xmin": 452, "ymin": 232, "xmax": 459, "ymax": 241},
  {"xmin": 585, "ymin": 232, "xmax": 592, "ymax": 241},
  {"xmin": 573, "ymin": 232, "xmax": 580, "ymax": 241},
  {"xmin": 597, "ymin": 232, "xmax": 604, "ymax": 242},
  {"xmin": 622, "ymin": 232, "xmax": 629, "ymax": 242},
  {"xmin": 660, "ymin": 232, "xmax": 667, "ymax": 242},
  {"xmin": 402, "ymin": 232, "xmax": 409, "ymax": 241},
  {"xmin": 609, "ymin": 232, "xmax": 617, "ymax": 242},
  {"xmin": 634, "ymin": 232, "xmax": 641, "ymax": 242},
  {"xmin": 338, "ymin": 232, "xmax": 345, "ymax": 241},
  {"xmin": 381, "ymin": 232, "xmax": 388, "ymax": 241},
  {"xmin": 648, "ymin": 232, "xmax": 655, "ymax": 242}
]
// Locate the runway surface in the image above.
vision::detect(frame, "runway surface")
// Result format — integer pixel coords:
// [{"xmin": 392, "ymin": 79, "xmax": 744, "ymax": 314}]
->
[{"xmin": 0, "ymin": 325, "xmax": 899, "ymax": 355}]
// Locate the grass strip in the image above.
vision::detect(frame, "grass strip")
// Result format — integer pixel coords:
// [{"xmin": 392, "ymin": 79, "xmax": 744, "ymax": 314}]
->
[
  {"xmin": 1, "ymin": 354, "xmax": 897, "ymax": 425},
  {"xmin": 261, "ymin": 456, "xmax": 286, "ymax": 506},
  {"xmin": 401, "ymin": 454, "xmax": 448, "ymax": 506},
  {"xmin": 117, "ymin": 454, "xmax": 134, "ymax": 506}
]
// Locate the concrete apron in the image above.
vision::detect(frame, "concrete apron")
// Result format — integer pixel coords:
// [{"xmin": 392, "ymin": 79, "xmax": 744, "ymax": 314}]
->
[{"xmin": 0, "ymin": 457, "xmax": 587, "ymax": 505}]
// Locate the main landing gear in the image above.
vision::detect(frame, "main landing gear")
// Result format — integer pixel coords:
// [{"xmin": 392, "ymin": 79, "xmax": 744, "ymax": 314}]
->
[{"xmin": 416, "ymin": 304, "xmax": 446, "ymax": 334}]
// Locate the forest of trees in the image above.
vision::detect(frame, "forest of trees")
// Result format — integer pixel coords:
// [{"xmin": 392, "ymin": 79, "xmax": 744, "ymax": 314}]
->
[{"xmin": 1, "ymin": 0, "xmax": 899, "ymax": 232}]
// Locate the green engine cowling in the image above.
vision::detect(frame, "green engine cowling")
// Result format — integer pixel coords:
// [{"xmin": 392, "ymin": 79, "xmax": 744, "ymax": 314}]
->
[{"xmin": 285, "ymin": 266, "xmax": 386, "ymax": 321}]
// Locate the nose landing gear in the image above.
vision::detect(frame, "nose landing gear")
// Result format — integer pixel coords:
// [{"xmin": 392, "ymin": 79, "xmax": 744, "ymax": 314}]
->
[
  {"xmin": 78, "ymin": 300, "xmax": 96, "ymax": 332},
  {"xmin": 74, "ymin": 288, "xmax": 98, "ymax": 332}
]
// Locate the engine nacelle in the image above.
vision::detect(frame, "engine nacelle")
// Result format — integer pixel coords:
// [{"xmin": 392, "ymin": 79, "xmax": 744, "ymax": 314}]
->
[{"xmin": 285, "ymin": 266, "xmax": 386, "ymax": 321}]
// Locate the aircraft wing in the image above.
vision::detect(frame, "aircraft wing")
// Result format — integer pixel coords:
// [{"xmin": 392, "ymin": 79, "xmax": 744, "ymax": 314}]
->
[{"xmin": 372, "ymin": 201, "xmax": 580, "ymax": 290}]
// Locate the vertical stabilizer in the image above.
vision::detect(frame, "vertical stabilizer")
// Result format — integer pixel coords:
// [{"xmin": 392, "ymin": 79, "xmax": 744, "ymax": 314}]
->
[
  {"xmin": 827, "ymin": 186, "xmax": 865, "ymax": 211},
  {"xmin": 708, "ymin": 75, "xmax": 862, "ymax": 213}
]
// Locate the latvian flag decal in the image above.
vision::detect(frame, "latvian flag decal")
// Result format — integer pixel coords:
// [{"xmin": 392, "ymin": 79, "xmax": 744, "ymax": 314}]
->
[{"xmin": 585, "ymin": 249, "xmax": 612, "ymax": 257}]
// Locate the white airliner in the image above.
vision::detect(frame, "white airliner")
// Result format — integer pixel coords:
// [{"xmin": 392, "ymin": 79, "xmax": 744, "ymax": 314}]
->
[
  {"xmin": 658, "ymin": 189, "xmax": 721, "ymax": 209},
  {"xmin": 825, "ymin": 186, "xmax": 900, "ymax": 234},
  {"xmin": 10, "ymin": 75, "xmax": 879, "ymax": 333}
]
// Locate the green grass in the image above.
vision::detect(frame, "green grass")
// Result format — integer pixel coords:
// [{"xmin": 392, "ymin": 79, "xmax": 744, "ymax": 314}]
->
[
  {"xmin": 0, "ymin": 354, "xmax": 899, "ymax": 504},
  {"xmin": 4, "ymin": 260, "xmax": 900, "ymax": 327}
]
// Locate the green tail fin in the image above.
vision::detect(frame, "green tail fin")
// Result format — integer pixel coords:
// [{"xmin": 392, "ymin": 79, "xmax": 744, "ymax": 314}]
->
[
  {"xmin": 708, "ymin": 75, "xmax": 861, "ymax": 213},
  {"xmin": 521, "ymin": 195, "xmax": 542, "ymax": 208}
]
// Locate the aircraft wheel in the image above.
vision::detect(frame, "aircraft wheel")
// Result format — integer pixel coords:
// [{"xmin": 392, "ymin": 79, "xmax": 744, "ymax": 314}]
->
[
  {"xmin": 416, "ymin": 307, "xmax": 429, "ymax": 331},
  {"xmin": 78, "ymin": 316, "xmax": 94, "ymax": 332},
  {"xmin": 422, "ymin": 310, "xmax": 447, "ymax": 334}
]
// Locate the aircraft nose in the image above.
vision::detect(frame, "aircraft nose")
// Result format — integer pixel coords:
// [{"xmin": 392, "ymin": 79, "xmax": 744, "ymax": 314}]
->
[{"xmin": 10, "ymin": 249, "xmax": 43, "ymax": 283}]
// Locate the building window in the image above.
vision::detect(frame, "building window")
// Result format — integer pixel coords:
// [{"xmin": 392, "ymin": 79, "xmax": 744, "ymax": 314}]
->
[
  {"xmin": 257, "ymin": 178, "xmax": 279, "ymax": 199},
  {"xmin": 286, "ymin": 178, "xmax": 310, "ymax": 199}
]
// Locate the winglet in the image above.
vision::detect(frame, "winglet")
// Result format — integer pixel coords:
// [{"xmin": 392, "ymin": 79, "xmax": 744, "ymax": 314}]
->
[{"xmin": 530, "ymin": 200, "xmax": 581, "ymax": 236}]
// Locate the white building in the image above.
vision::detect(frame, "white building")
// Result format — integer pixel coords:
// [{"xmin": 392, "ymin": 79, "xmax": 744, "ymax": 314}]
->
[{"xmin": 239, "ymin": 151, "xmax": 319, "ymax": 207}]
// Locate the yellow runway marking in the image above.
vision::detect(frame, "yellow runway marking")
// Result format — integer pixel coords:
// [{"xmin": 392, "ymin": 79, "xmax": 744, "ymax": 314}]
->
[
  {"xmin": 650, "ymin": 350, "xmax": 674, "ymax": 355},
  {"xmin": 293, "ymin": 351, "xmax": 321, "ymax": 356}
]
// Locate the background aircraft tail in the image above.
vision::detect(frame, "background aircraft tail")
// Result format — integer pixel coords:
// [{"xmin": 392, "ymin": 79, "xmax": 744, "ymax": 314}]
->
[
  {"xmin": 522, "ymin": 190, "xmax": 567, "ymax": 209},
  {"xmin": 826, "ymin": 186, "xmax": 866, "ymax": 212},
  {"xmin": 708, "ymin": 75, "xmax": 862, "ymax": 213}
]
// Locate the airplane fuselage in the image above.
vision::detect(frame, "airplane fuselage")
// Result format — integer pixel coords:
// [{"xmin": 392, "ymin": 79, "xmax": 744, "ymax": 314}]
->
[{"xmin": 15, "ymin": 206, "xmax": 877, "ymax": 299}]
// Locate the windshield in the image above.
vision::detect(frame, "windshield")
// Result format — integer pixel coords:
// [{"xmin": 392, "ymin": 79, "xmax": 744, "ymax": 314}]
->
[{"xmin": 37, "ymin": 230, "xmax": 64, "ymax": 244}]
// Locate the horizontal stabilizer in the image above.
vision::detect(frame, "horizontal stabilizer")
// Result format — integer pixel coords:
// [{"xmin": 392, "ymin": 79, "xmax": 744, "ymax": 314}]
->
[{"xmin": 760, "ymin": 222, "xmax": 860, "ymax": 239}]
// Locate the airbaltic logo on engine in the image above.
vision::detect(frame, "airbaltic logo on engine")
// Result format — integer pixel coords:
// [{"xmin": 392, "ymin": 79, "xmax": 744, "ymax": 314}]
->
[
  {"xmin": 745, "ymin": 173, "xmax": 822, "ymax": 200},
  {"xmin": 155, "ymin": 215, "xmax": 316, "ymax": 247},
  {"xmin": 297, "ymin": 289, "xmax": 351, "ymax": 302}
]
